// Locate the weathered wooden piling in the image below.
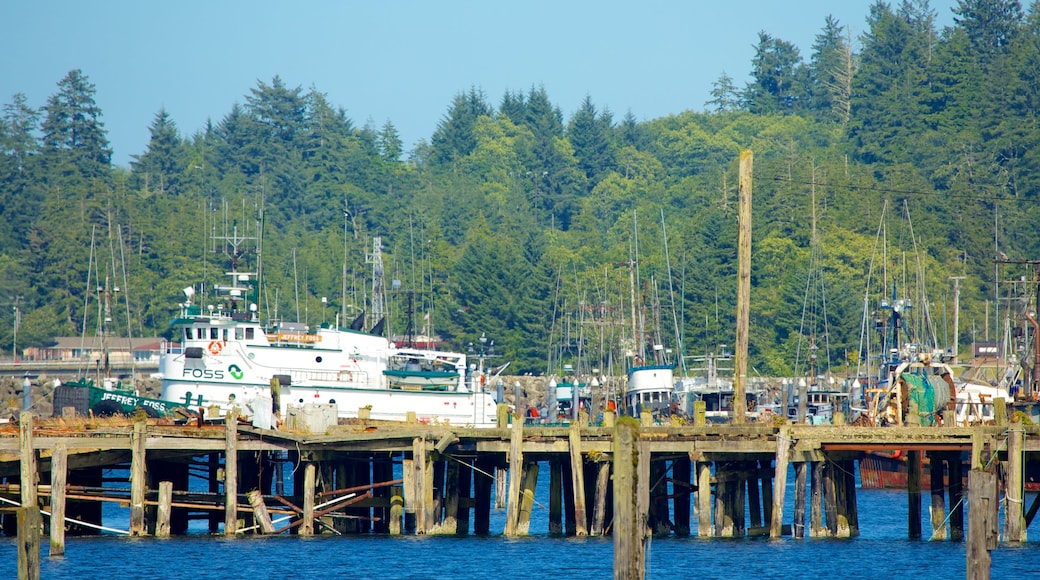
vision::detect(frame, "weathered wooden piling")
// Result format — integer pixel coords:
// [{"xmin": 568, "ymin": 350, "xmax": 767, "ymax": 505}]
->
[
  {"xmin": 696, "ymin": 460, "xmax": 712, "ymax": 537},
  {"xmin": 130, "ymin": 419, "xmax": 147, "ymax": 536},
  {"xmin": 671, "ymin": 455, "xmax": 691, "ymax": 537},
  {"xmin": 928, "ymin": 452, "xmax": 947, "ymax": 540},
  {"xmin": 770, "ymin": 426, "xmax": 791, "ymax": 538},
  {"xmin": 516, "ymin": 462, "xmax": 539, "ymax": 535},
  {"xmin": 156, "ymin": 481, "xmax": 173, "ymax": 537},
  {"xmin": 907, "ymin": 450, "xmax": 921, "ymax": 539},
  {"xmin": 591, "ymin": 460, "xmax": 611, "ymax": 536},
  {"xmin": 504, "ymin": 416, "xmax": 523, "ymax": 536},
  {"xmin": 967, "ymin": 469, "xmax": 998, "ymax": 580},
  {"xmin": 810, "ymin": 461, "xmax": 825, "ymax": 537},
  {"xmin": 48, "ymin": 443, "xmax": 66, "ymax": 556},
  {"xmin": 613, "ymin": 419, "xmax": 645, "ymax": 580},
  {"xmin": 948, "ymin": 451, "xmax": 965, "ymax": 541},
  {"xmin": 1006, "ymin": 424, "xmax": 1025, "ymax": 543},
  {"xmin": 792, "ymin": 462, "xmax": 807, "ymax": 538},
  {"xmin": 224, "ymin": 408, "xmax": 239, "ymax": 536},
  {"xmin": 17, "ymin": 506, "xmax": 41, "ymax": 580},
  {"xmin": 569, "ymin": 423, "xmax": 588, "ymax": 536}
]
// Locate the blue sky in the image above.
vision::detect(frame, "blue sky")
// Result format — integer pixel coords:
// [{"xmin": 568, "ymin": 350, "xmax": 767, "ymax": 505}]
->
[{"xmin": 1, "ymin": 1, "xmax": 958, "ymax": 168}]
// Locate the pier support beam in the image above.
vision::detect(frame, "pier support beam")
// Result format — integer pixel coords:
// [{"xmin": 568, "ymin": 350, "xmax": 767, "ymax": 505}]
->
[
  {"xmin": 549, "ymin": 459, "xmax": 563, "ymax": 534},
  {"xmin": 770, "ymin": 426, "xmax": 791, "ymax": 538},
  {"xmin": 672, "ymin": 455, "xmax": 691, "ymax": 537},
  {"xmin": 17, "ymin": 506, "xmax": 41, "ymax": 580},
  {"xmin": 156, "ymin": 481, "xmax": 174, "ymax": 537},
  {"xmin": 793, "ymin": 462, "xmax": 807, "ymax": 538},
  {"xmin": 224, "ymin": 408, "xmax": 239, "ymax": 536},
  {"xmin": 810, "ymin": 461, "xmax": 826, "ymax": 537},
  {"xmin": 967, "ymin": 469, "xmax": 998, "ymax": 580},
  {"xmin": 516, "ymin": 462, "xmax": 539, "ymax": 535},
  {"xmin": 130, "ymin": 419, "xmax": 147, "ymax": 536},
  {"xmin": 1006, "ymin": 424, "xmax": 1026, "ymax": 543},
  {"xmin": 569, "ymin": 423, "xmax": 588, "ymax": 536},
  {"xmin": 907, "ymin": 450, "xmax": 922, "ymax": 539},
  {"xmin": 48, "ymin": 443, "xmax": 66, "ymax": 556},
  {"xmin": 504, "ymin": 417, "xmax": 524, "ymax": 536},
  {"xmin": 473, "ymin": 457, "xmax": 494, "ymax": 535},
  {"xmin": 613, "ymin": 419, "xmax": 646, "ymax": 579},
  {"xmin": 949, "ymin": 453, "xmax": 965, "ymax": 541},
  {"xmin": 929, "ymin": 452, "xmax": 947, "ymax": 540},
  {"xmin": 696, "ymin": 460, "xmax": 712, "ymax": 537},
  {"xmin": 300, "ymin": 462, "xmax": 316, "ymax": 536},
  {"xmin": 20, "ymin": 411, "xmax": 37, "ymax": 512}
]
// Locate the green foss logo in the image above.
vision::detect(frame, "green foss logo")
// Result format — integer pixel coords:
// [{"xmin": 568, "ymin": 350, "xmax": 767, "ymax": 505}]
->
[{"xmin": 228, "ymin": 364, "xmax": 244, "ymax": 381}]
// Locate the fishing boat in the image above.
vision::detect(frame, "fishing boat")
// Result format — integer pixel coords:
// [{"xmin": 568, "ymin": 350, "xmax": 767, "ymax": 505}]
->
[
  {"xmin": 158, "ymin": 227, "xmax": 498, "ymax": 427},
  {"xmin": 675, "ymin": 350, "xmax": 768, "ymax": 422}
]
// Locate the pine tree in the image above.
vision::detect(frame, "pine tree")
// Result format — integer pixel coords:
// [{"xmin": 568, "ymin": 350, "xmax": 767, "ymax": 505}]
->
[{"xmin": 39, "ymin": 69, "xmax": 112, "ymax": 179}]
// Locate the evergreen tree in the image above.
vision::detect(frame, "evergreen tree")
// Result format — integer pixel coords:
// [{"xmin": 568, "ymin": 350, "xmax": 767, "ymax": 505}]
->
[
  {"xmin": 706, "ymin": 72, "xmax": 742, "ymax": 113},
  {"xmin": 430, "ymin": 87, "xmax": 493, "ymax": 166},
  {"xmin": 810, "ymin": 16, "xmax": 855, "ymax": 125},
  {"xmin": 744, "ymin": 31, "xmax": 810, "ymax": 114},
  {"xmin": 0, "ymin": 93, "xmax": 41, "ymax": 251},
  {"xmin": 39, "ymin": 69, "xmax": 112, "ymax": 179},
  {"xmin": 130, "ymin": 108, "xmax": 185, "ymax": 195},
  {"xmin": 567, "ymin": 95, "xmax": 615, "ymax": 189}
]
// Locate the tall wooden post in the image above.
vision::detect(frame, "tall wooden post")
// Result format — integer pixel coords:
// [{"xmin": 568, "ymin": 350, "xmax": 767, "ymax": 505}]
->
[
  {"xmin": 516, "ymin": 463, "xmax": 539, "ymax": 535},
  {"xmin": 130, "ymin": 419, "xmax": 147, "ymax": 536},
  {"xmin": 929, "ymin": 452, "xmax": 947, "ymax": 540},
  {"xmin": 810, "ymin": 461, "xmax": 825, "ymax": 537},
  {"xmin": 592, "ymin": 461, "xmax": 612, "ymax": 536},
  {"xmin": 569, "ymin": 423, "xmax": 588, "ymax": 536},
  {"xmin": 696, "ymin": 461, "xmax": 712, "ymax": 537},
  {"xmin": 613, "ymin": 420, "xmax": 644, "ymax": 579},
  {"xmin": 549, "ymin": 459, "xmax": 563, "ymax": 534},
  {"xmin": 389, "ymin": 486, "xmax": 403, "ymax": 535},
  {"xmin": 49, "ymin": 443, "xmax": 66, "ymax": 557},
  {"xmin": 19, "ymin": 412, "xmax": 37, "ymax": 511},
  {"xmin": 907, "ymin": 450, "xmax": 922, "ymax": 539},
  {"xmin": 770, "ymin": 426, "xmax": 791, "ymax": 538},
  {"xmin": 967, "ymin": 469, "xmax": 997, "ymax": 580},
  {"xmin": 949, "ymin": 452, "xmax": 965, "ymax": 541},
  {"xmin": 300, "ymin": 462, "xmax": 316, "ymax": 536},
  {"xmin": 793, "ymin": 462, "xmax": 807, "ymax": 538},
  {"xmin": 733, "ymin": 149, "xmax": 752, "ymax": 424},
  {"xmin": 1006, "ymin": 424, "xmax": 1026, "ymax": 543},
  {"xmin": 224, "ymin": 408, "xmax": 239, "ymax": 536},
  {"xmin": 443, "ymin": 458, "xmax": 460, "ymax": 534},
  {"xmin": 156, "ymin": 481, "xmax": 174, "ymax": 538},
  {"xmin": 504, "ymin": 416, "xmax": 524, "ymax": 536},
  {"xmin": 473, "ymin": 457, "xmax": 493, "ymax": 535},
  {"xmin": 17, "ymin": 506, "xmax": 41, "ymax": 580},
  {"xmin": 672, "ymin": 456, "xmax": 691, "ymax": 537}
]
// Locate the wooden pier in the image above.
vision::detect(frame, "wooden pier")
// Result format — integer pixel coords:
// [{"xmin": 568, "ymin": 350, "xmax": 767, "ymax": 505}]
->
[{"xmin": 1, "ymin": 408, "xmax": 1036, "ymax": 580}]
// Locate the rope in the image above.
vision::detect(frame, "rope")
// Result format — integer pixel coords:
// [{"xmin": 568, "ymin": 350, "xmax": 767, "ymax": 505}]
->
[{"xmin": 0, "ymin": 494, "xmax": 130, "ymax": 535}]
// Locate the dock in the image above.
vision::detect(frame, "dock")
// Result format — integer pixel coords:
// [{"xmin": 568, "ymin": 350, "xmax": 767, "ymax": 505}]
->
[{"xmin": 1, "ymin": 407, "xmax": 1034, "ymax": 580}]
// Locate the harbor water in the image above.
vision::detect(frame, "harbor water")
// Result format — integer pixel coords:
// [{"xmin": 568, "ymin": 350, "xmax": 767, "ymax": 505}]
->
[{"xmin": 2, "ymin": 465, "xmax": 1037, "ymax": 579}]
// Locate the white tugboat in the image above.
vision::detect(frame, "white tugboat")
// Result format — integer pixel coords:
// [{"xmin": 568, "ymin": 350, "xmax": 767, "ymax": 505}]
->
[{"xmin": 159, "ymin": 226, "xmax": 497, "ymax": 427}]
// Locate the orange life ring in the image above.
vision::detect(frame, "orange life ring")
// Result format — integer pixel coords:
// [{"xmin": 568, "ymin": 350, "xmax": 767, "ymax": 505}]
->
[{"xmin": 208, "ymin": 341, "xmax": 223, "ymax": 355}]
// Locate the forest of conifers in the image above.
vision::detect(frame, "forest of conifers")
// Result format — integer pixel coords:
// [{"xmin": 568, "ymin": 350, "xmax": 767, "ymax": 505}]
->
[{"xmin": 2, "ymin": 1, "xmax": 1040, "ymax": 377}]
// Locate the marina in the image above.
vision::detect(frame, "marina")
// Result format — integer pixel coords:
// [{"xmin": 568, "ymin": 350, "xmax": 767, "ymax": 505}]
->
[{"xmin": 2, "ymin": 402, "xmax": 1038, "ymax": 579}]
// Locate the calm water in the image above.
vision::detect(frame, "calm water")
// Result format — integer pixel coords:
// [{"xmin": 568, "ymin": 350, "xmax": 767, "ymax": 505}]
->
[{"xmin": 2, "ymin": 465, "xmax": 1037, "ymax": 579}]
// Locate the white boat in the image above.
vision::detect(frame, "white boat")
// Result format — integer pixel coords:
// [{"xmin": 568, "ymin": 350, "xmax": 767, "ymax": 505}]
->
[
  {"xmin": 159, "ymin": 229, "xmax": 497, "ymax": 427},
  {"xmin": 626, "ymin": 362, "xmax": 675, "ymax": 417}
]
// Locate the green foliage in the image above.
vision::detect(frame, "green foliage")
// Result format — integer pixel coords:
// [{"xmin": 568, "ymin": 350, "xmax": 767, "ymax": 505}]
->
[{"xmin": 5, "ymin": 10, "xmax": 1040, "ymax": 380}]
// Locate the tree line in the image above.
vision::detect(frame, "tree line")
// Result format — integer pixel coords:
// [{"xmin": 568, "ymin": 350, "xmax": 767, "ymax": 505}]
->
[{"xmin": 2, "ymin": 0, "xmax": 1040, "ymax": 378}]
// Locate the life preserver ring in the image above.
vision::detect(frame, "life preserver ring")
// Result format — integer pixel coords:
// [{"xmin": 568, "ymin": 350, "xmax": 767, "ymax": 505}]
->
[{"xmin": 208, "ymin": 341, "xmax": 223, "ymax": 355}]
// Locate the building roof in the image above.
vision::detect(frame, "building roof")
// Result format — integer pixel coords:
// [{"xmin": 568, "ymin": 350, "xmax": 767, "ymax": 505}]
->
[{"xmin": 47, "ymin": 337, "xmax": 166, "ymax": 351}]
